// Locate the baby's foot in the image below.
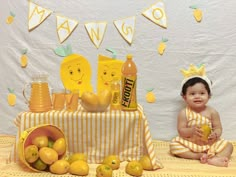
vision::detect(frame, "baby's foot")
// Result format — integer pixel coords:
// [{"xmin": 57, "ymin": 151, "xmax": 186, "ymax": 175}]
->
[
  {"xmin": 207, "ymin": 156, "xmax": 229, "ymax": 167},
  {"xmin": 200, "ymin": 154, "xmax": 208, "ymax": 164}
]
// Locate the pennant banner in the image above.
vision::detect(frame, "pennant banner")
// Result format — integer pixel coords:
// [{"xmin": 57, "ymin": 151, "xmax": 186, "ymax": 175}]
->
[
  {"xmin": 56, "ymin": 15, "xmax": 78, "ymax": 43},
  {"xmin": 114, "ymin": 16, "xmax": 136, "ymax": 45},
  {"xmin": 28, "ymin": 0, "xmax": 167, "ymax": 47},
  {"xmin": 28, "ymin": 1, "xmax": 52, "ymax": 31},
  {"xmin": 85, "ymin": 22, "xmax": 107, "ymax": 49},
  {"xmin": 142, "ymin": 1, "xmax": 167, "ymax": 28}
]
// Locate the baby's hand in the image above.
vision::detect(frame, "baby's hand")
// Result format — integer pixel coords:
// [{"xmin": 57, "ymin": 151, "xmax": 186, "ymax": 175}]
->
[
  {"xmin": 191, "ymin": 126, "xmax": 203, "ymax": 138},
  {"xmin": 208, "ymin": 132, "xmax": 218, "ymax": 144}
]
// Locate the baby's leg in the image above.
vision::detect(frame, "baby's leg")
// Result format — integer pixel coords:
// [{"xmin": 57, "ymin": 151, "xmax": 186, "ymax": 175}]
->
[
  {"xmin": 207, "ymin": 156, "xmax": 229, "ymax": 167},
  {"xmin": 207, "ymin": 142, "xmax": 233, "ymax": 167},
  {"xmin": 175, "ymin": 151, "xmax": 206, "ymax": 161}
]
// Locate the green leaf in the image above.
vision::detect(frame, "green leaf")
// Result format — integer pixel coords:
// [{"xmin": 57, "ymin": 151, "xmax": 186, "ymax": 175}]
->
[
  {"xmin": 54, "ymin": 46, "xmax": 68, "ymax": 57},
  {"xmin": 106, "ymin": 48, "xmax": 117, "ymax": 59},
  {"xmin": 8, "ymin": 88, "xmax": 14, "ymax": 93},
  {"xmin": 146, "ymin": 88, "xmax": 154, "ymax": 92},
  {"xmin": 21, "ymin": 48, "xmax": 28, "ymax": 55},
  {"xmin": 10, "ymin": 11, "xmax": 15, "ymax": 17},
  {"xmin": 162, "ymin": 38, "xmax": 168, "ymax": 43},
  {"xmin": 189, "ymin": 5, "xmax": 197, "ymax": 9}
]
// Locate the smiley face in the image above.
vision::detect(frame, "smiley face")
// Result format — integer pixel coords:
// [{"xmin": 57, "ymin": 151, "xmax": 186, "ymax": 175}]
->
[
  {"xmin": 60, "ymin": 54, "xmax": 93, "ymax": 97},
  {"xmin": 97, "ymin": 56, "xmax": 123, "ymax": 93}
]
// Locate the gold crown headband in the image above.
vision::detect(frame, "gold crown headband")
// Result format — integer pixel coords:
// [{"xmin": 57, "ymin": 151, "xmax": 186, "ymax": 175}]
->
[{"xmin": 180, "ymin": 64, "xmax": 212, "ymax": 93}]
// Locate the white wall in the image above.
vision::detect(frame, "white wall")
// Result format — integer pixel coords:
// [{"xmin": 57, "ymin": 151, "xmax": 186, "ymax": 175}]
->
[{"xmin": 1, "ymin": 0, "xmax": 236, "ymax": 140}]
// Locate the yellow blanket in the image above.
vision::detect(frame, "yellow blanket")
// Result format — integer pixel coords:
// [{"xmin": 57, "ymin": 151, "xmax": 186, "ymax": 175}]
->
[{"xmin": 1, "ymin": 135, "xmax": 235, "ymax": 177}]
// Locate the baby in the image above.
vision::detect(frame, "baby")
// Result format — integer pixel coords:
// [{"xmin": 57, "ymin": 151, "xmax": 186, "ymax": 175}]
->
[{"xmin": 170, "ymin": 64, "xmax": 233, "ymax": 167}]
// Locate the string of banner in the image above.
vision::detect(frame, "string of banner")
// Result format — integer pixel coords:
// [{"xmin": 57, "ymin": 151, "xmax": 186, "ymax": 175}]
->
[{"xmin": 28, "ymin": 0, "xmax": 167, "ymax": 48}]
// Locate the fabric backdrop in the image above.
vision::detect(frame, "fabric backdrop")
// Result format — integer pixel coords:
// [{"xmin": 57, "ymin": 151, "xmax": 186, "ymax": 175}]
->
[{"xmin": 1, "ymin": 0, "xmax": 236, "ymax": 141}]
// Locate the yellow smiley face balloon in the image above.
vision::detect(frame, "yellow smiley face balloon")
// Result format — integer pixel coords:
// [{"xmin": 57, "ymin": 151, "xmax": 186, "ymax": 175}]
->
[
  {"xmin": 60, "ymin": 54, "xmax": 93, "ymax": 97},
  {"xmin": 97, "ymin": 55, "xmax": 123, "ymax": 93}
]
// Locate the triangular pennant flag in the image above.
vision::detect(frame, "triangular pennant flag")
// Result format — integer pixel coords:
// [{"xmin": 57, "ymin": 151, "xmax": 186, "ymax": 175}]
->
[
  {"xmin": 56, "ymin": 15, "xmax": 78, "ymax": 43},
  {"xmin": 28, "ymin": 1, "xmax": 52, "ymax": 31},
  {"xmin": 142, "ymin": 1, "xmax": 167, "ymax": 28},
  {"xmin": 114, "ymin": 16, "xmax": 136, "ymax": 45},
  {"xmin": 84, "ymin": 22, "xmax": 107, "ymax": 49}
]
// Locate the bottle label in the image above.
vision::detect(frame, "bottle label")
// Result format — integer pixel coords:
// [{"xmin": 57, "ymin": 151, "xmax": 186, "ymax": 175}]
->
[
  {"xmin": 121, "ymin": 76, "xmax": 137, "ymax": 110},
  {"xmin": 111, "ymin": 91, "xmax": 120, "ymax": 105}
]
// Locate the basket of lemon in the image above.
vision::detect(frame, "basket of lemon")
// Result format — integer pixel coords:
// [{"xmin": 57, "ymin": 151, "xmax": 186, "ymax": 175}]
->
[{"xmin": 18, "ymin": 124, "xmax": 67, "ymax": 172}]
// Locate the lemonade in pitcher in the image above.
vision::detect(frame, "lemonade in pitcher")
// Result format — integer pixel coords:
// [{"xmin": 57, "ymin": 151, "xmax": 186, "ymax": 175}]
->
[{"xmin": 23, "ymin": 73, "xmax": 52, "ymax": 112}]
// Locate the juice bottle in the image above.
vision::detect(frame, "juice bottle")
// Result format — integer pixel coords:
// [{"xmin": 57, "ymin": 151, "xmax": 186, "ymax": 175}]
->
[
  {"xmin": 110, "ymin": 77, "xmax": 121, "ymax": 110},
  {"xmin": 121, "ymin": 54, "xmax": 137, "ymax": 111}
]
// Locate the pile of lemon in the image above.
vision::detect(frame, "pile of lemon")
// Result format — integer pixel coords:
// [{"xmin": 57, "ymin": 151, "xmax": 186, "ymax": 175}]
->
[{"xmin": 96, "ymin": 155, "xmax": 153, "ymax": 177}]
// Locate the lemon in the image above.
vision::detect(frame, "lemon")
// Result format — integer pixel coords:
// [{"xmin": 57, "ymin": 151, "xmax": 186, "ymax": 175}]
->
[
  {"xmin": 32, "ymin": 158, "xmax": 47, "ymax": 171},
  {"xmin": 201, "ymin": 124, "xmax": 211, "ymax": 142},
  {"xmin": 32, "ymin": 135, "xmax": 49, "ymax": 148},
  {"xmin": 53, "ymin": 137, "xmax": 66, "ymax": 155},
  {"xmin": 145, "ymin": 88, "xmax": 156, "ymax": 103},
  {"xmin": 194, "ymin": 9, "xmax": 202, "ymax": 22},
  {"xmin": 158, "ymin": 42, "xmax": 166, "ymax": 55},
  {"xmin": 21, "ymin": 54, "xmax": 28, "ymax": 68},
  {"xmin": 96, "ymin": 164, "xmax": 113, "ymax": 177},
  {"xmin": 24, "ymin": 145, "xmax": 39, "ymax": 163},
  {"xmin": 50, "ymin": 159, "xmax": 70, "ymax": 174},
  {"xmin": 69, "ymin": 160, "xmax": 89, "ymax": 176},
  {"xmin": 67, "ymin": 153, "xmax": 87, "ymax": 164},
  {"xmin": 139, "ymin": 155, "xmax": 153, "ymax": 170},
  {"xmin": 7, "ymin": 88, "xmax": 16, "ymax": 106},
  {"xmin": 125, "ymin": 160, "xmax": 143, "ymax": 177},
  {"xmin": 39, "ymin": 147, "xmax": 58, "ymax": 165},
  {"xmin": 102, "ymin": 155, "xmax": 120, "ymax": 170}
]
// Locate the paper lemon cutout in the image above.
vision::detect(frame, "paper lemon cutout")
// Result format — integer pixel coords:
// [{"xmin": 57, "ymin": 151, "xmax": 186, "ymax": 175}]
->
[
  {"xmin": 60, "ymin": 54, "xmax": 93, "ymax": 97},
  {"xmin": 21, "ymin": 49, "xmax": 28, "ymax": 68},
  {"xmin": 142, "ymin": 1, "xmax": 167, "ymax": 28},
  {"xmin": 145, "ymin": 88, "xmax": 156, "ymax": 103},
  {"xmin": 6, "ymin": 11, "xmax": 15, "ymax": 24},
  {"xmin": 7, "ymin": 88, "xmax": 16, "ymax": 106},
  {"xmin": 85, "ymin": 22, "xmax": 107, "ymax": 48},
  {"xmin": 56, "ymin": 15, "xmax": 78, "ymax": 43},
  {"xmin": 190, "ymin": 5, "xmax": 203, "ymax": 22},
  {"xmin": 114, "ymin": 16, "xmax": 136, "ymax": 45},
  {"xmin": 157, "ymin": 38, "xmax": 168, "ymax": 55},
  {"xmin": 28, "ymin": 1, "xmax": 52, "ymax": 31},
  {"xmin": 97, "ymin": 55, "xmax": 123, "ymax": 93}
]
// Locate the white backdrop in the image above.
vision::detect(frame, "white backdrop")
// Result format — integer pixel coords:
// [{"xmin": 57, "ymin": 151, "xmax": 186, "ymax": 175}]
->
[{"xmin": 1, "ymin": 0, "xmax": 236, "ymax": 141}]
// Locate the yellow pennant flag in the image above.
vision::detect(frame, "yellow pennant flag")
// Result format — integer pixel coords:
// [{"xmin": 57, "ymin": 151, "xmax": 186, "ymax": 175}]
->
[
  {"xmin": 28, "ymin": 1, "xmax": 52, "ymax": 31},
  {"xmin": 142, "ymin": 1, "xmax": 167, "ymax": 28},
  {"xmin": 114, "ymin": 16, "xmax": 136, "ymax": 45},
  {"xmin": 56, "ymin": 15, "xmax": 78, "ymax": 43},
  {"xmin": 85, "ymin": 22, "xmax": 107, "ymax": 49}
]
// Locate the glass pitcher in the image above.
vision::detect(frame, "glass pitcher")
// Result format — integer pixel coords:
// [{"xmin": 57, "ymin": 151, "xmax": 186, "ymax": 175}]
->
[{"xmin": 23, "ymin": 72, "xmax": 52, "ymax": 112}]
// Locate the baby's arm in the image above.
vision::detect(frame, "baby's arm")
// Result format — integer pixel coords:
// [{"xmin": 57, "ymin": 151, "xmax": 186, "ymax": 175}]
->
[
  {"xmin": 208, "ymin": 108, "xmax": 222, "ymax": 142},
  {"xmin": 177, "ymin": 109, "xmax": 202, "ymax": 139}
]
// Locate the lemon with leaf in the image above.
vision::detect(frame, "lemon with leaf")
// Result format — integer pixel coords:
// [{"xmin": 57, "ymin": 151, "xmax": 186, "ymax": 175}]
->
[
  {"xmin": 7, "ymin": 88, "xmax": 16, "ymax": 106},
  {"xmin": 190, "ymin": 5, "xmax": 202, "ymax": 22},
  {"xmin": 158, "ymin": 38, "xmax": 168, "ymax": 55},
  {"xmin": 145, "ymin": 88, "xmax": 156, "ymax": 103}
]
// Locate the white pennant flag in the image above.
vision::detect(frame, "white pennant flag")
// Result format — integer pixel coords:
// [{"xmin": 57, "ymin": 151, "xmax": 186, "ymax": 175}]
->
[
  {"xmin": 142, "ymin": 1, "xmax": 167, "ymax": 28},
  {"xmin": 28, "ymin": 1, "xmax": 52, "ymax": 31},
  {"xmin": 85, "ymin": 22, "xmax": 107, "ymax": 49},
  {"xmin": 114, "ymin": 16, "xmax": 136, "ymax": 45},
  {"xmin": 56, "ymin": 15, "xmax": 78, "ymax": 43}
]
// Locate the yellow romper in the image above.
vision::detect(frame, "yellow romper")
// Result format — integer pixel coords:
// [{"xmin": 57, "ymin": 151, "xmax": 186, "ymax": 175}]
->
[{"xmin": 169, "ymin": 107, "xmax": 228, "ymax": 158}]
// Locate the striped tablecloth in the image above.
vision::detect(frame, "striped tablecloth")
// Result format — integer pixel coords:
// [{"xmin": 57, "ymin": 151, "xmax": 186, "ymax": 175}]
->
[{"xmin": 13, "ymin": 105, "xmax": 163, "ymax": 170}]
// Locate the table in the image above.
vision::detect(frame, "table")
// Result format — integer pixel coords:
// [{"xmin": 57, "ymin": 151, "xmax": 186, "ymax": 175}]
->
[{"xmin": 12, "ymin": 104, "xmax": 162, "ymax": 170}]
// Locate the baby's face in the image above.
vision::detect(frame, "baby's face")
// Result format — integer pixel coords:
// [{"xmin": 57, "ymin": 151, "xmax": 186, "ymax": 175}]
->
[{"xmin": 183, "ymin": 83, "xmax": 210, "ymax": 110}]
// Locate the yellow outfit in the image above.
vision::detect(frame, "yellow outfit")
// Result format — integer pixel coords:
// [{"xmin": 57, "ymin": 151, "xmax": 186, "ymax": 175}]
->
[{"xmin": 170, "ymin": 107, "xmax": 228, "ymax": 158}]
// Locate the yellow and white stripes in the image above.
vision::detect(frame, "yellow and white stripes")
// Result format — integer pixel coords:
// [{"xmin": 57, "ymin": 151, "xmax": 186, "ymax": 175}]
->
[
  {"xmin": 170, "ymin": 107, "xmax": 229, "ymax": 157},
  {"xmin": 12, "ymin": 105, "xmax": 162, "ymax": 170}
]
